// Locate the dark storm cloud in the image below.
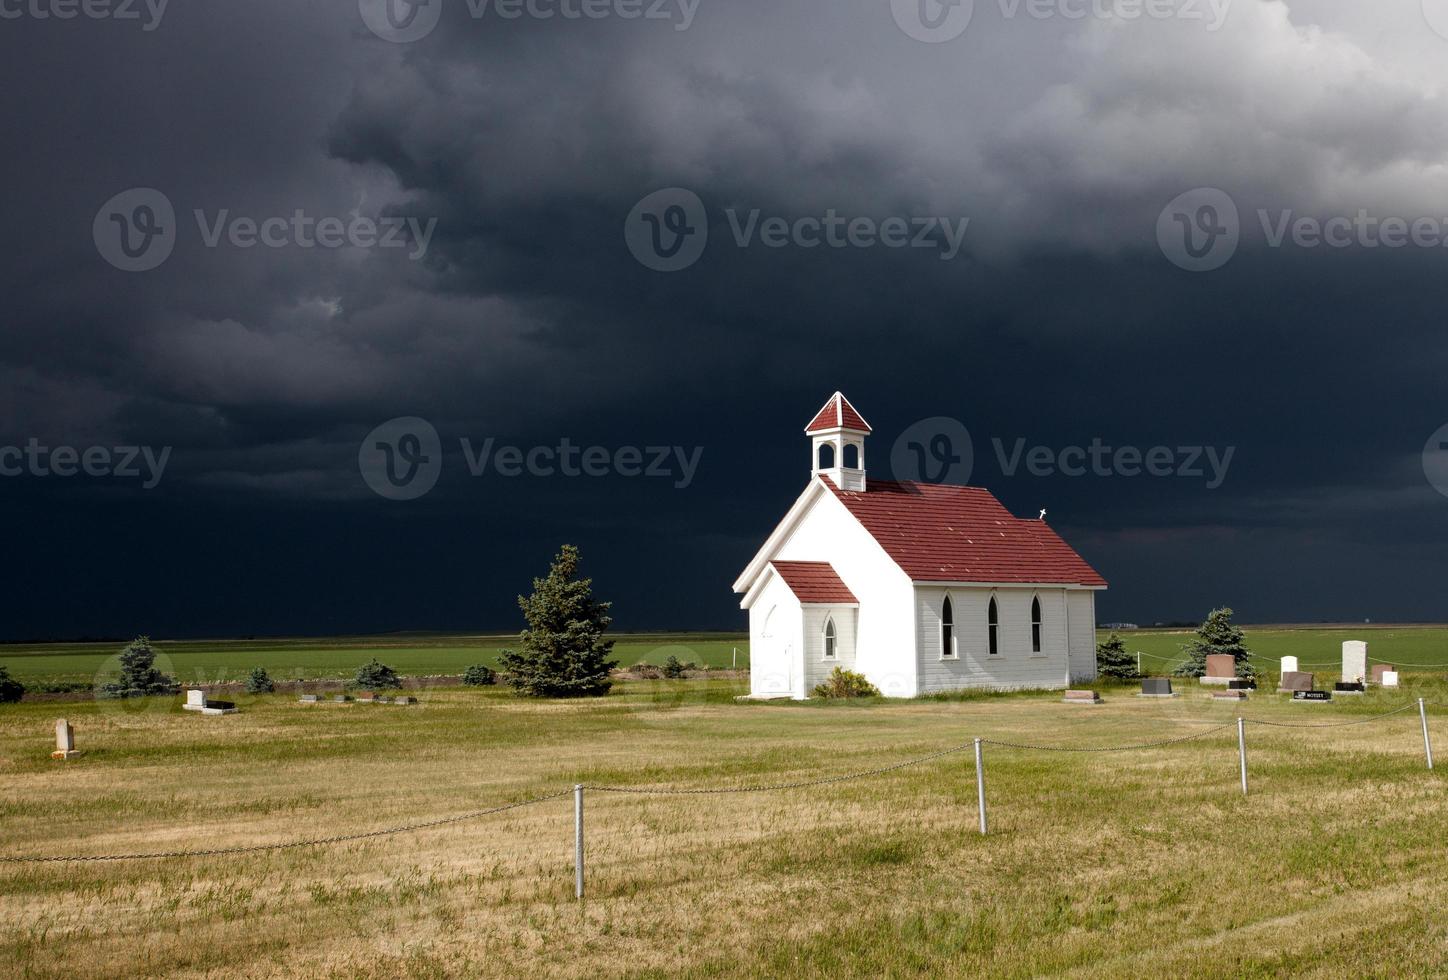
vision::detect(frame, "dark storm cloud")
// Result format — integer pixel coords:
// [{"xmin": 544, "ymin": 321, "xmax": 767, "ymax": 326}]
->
[{"xmin": 1, "ymin": 0, "xmax": 1447, "ymax": 637}]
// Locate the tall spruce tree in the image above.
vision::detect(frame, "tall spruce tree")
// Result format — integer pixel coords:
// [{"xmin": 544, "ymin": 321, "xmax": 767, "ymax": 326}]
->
[
  {"xmin": 99, "ymin": 636, "xmax": 179, "ymax": 698},
  {"xmin": 499, "ymin": 545, "xmax": 618, "ymax": 697},
  {"xmin": 1173, "ymin": 607, "xmax": 1254, "ymax": 679},
  {"xmin": 1096, "ymin": 632, "xmax": 1141, "ymax": 680}
]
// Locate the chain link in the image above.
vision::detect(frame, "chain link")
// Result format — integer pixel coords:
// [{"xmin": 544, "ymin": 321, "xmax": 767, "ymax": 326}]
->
[
  {"xmin": 1243, "ymin": 703, "xmax": 1418, "ymax": 729},
  {"xmin": 0, "ymin": 790, "xmax": 571, "ymax": 864}
]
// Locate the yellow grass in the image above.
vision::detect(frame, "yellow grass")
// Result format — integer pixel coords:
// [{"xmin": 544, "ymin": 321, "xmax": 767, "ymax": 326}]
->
[{"xmin": 2, "ymin": 678, "xmax": 1447, "ymax": 978}]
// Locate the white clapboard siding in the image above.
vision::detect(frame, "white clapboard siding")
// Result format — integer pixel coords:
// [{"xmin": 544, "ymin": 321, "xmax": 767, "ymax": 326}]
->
[
  {"xmin": 913, "ymin": 586, "xmax": 1075, "ymax": 694},
  {"xmin": 1067, "ymin": 590, "xmax": 1098, "ymax": 683},
  {"xmin": 801, "ymin": 605, "xmax": 858, "ymax": 692}
]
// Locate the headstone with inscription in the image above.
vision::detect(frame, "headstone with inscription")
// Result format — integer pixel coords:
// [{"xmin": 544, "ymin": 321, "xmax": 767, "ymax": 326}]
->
[{"xmin": 1342, "ymin": 641, "xmax": 1368, "ymax": 685}]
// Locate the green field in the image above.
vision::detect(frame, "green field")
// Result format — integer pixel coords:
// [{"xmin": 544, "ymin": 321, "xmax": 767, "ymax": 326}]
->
[
  {"xmin": 3, "ymin": 674, "xmax": 1447, "ymax": 977},
  {"xmin": 3, "ymin": 624, "xmax": 1446, "ymax": 689},
  {"xmin": 0, "ymin": 633, "xmax": 750, "ymax": 687}
]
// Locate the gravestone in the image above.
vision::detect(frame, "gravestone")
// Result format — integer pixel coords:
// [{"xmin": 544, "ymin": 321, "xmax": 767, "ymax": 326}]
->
[
  {"xmin": 1293, "ymin": 690, "xmax": 1332, "ymax": 702},
  {"xmin": 332, "ymin": 694, "xmax": 352, "ymax": 703},
  {"xmin": 183, "ymin": 689, "xmax": 206, "ymax": 711},
  {"xmin": 1140, "ymin": 678, "xmax": 1175, "ymax": 698},
  {"xmin": 1382, "ymin": 671, "xmax": 1401, "ymax": 688},
  {"xmin": 1200, "ymin": 654, "xmax": 1237, "ymax": 686},
  {"xmin": 1342, "ymin": 641, "xmax": 1368, "ymax": 685},
  {"xmin": 200, "ymin": 699, "xmax": 237, "ymax": 715},
  {"xmin": 1281, "ymin": 656, "xmax": 1299, "ymax": 674},
  {"xmin": 1062, "ymin": 690, "xmax": 1101, "ymax": 704},
  {"xmin": 298, "ymin": 694, "xmax": 320, "ymax": 703},
  {"xmin": 392, "ymin": 696, "xmax": 416, "ymax": 705},
  {"xmin": 51, "ymin": 719, "xmax": 79, "ymax": 759},
  {"xmin": 1279, "ymin": 671, "xmax": 1314, "ymax": 693},
  {"xmin": 1333, "ymin": 682, "xmax": 1364, "ymax": 696},
  {"xmin": 1371, "ymin": 664, "xmax": 1393, "ymax": 685},
  {"xmin": 1228, "ymin": 678, "xmax": 1256, "ymax": 690}
]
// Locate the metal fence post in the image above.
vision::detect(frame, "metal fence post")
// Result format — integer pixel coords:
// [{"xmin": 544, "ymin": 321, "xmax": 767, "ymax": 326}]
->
[
  {"xmin": 1420, "ymin": 699, "xmax": 1434, "ymax": 771},
  {"xmin": 574, "ymin": 784, "xmax": 585, "ymax": 899},
  {"xmin": 973, "ymin": 738, "xmax": 987, "ymax": 835},
  {"xmin": 1237, "ymin": 718, "xmax": 1248, "ymax": 796}
]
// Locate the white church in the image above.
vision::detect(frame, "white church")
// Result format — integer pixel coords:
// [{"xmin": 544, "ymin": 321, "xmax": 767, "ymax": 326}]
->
[{"xmin": 733, "ymin": 393, "xmax": 1107, "ymax": 698}]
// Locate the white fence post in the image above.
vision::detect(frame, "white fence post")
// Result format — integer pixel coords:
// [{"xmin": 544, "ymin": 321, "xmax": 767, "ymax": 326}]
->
[
  {"xmin": 574, "ymin": 784, "xmax": 585, "ymax": 899},
  {"xmin": 974, "ymin": 738, "xmax": 987, "ymax": 835},
  {"xmin": 1237, "ymin": 718, "xmax": 1248, "ymax": 796},
  {"xmin": 1420, "ymin": 699, "xmax": 1434, "ymax": 771}
]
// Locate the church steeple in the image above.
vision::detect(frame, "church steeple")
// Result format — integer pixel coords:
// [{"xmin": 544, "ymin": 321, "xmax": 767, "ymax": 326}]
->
[{"xmin": 806, "ymin": 392, "xmax": 870, "ymax": 491}]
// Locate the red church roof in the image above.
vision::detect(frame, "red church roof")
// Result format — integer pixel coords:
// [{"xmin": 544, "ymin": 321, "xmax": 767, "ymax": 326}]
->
[
  {"xmin": 769, "ymin": 561, "xmax": 859, "ymax": 604},
  {"xmin": 805, "ymin": 392, "xmax": 872, "ymax": 434},
  {"xmin": 823, "ymin": 479, "xmax": 1107, "ymax": 587}
]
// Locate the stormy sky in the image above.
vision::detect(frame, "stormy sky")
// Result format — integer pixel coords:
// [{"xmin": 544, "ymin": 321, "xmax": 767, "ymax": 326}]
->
[{"xmin": 2, "ymin": 0, "xmax": 1447, "ymax": 639}]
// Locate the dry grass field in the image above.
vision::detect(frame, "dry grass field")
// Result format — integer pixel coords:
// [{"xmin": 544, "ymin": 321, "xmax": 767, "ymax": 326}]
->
[{"xmin": 3, "ymin": 676, "xmax": 1448, "ymax": 978}]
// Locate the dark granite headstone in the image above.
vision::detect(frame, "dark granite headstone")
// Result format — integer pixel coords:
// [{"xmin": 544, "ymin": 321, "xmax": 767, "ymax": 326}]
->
[
  {"xmin": 1279, "ymin": 671, "xmax": 1314, "ymax": 693},
  {"xmin": 1333, "ymin": 682, "xmax": 1365, "ymax": 695},
  {"xmin": 1293, "ymin": 690, "xmax": 1332, "ymax": 702},
  {"xmin": 1141, "ymin": 678, "xmax": 1173, "ymax": 696},
  {"xmin": 1228, "ymin": 679, "xmax": 1256, "ymax": 690},
  {"xmin": 206, "ymin": 699, "xmax": 235, "ymax": 710}
]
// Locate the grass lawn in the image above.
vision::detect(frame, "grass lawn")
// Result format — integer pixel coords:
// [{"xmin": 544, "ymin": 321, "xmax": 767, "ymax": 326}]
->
[
  {"xmin": 3, "ymin": 674, "xmax": 1447, "ymax": 977},
  {"xmin": 0, "ymin": 633, "xmax": 750, "ymax": 687}
]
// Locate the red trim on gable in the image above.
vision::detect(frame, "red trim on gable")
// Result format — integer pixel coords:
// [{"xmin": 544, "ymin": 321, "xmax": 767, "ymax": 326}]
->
[
  {"xmin": 770, "ymin": 561, "xmax": 859, "ymax": 604},
  {"xmin": 822, "ymin": 479, "xmax": 1107, "ymax": 587}
]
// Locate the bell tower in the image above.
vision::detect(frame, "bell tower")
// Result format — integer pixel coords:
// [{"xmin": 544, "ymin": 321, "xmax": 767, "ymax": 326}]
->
[{"xmin": 805, "ymin": 391, "xmax": 871, "ymax": 491}]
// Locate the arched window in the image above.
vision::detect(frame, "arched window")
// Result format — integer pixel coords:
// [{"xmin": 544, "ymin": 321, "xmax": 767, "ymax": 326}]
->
[
  {"xmin": 1031, "ymin": 596, "xmax": 1042, "ymax": 653},
  {"xmin": 843, "ymin": 443, "xmax": 860, "ymax": 468},
  {"xmin": 823, "ymin": 617, "xmax": 837, "ymax": 660},
  {"xmin": 817, "ymin": 443, "xmax": 836, "ymax": 469},
  {"xmin": 940, "ymin": 595, "xmax": 955, "ymax": 659},
  {"xmin": 988, "ymin": 597, "xmax": 999, "ymax": 656}
]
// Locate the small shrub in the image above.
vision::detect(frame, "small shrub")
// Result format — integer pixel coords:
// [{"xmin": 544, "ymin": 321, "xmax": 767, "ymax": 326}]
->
[
  {"xmin": 1095, "ymin": 632, "xmax": 1141, "ymax": 680},
  {"xmin": 662, "ymin": 655, "xmax": 696, "ymax": 679},
  {"xmin": 244, "ymin": 667, "xmax": 276, "ymax": 694},
  {"xmin": 354, "ymin": 659, "xmax": 402, "ymax": 691},
  {"xmin": 632, "ymin": 662, "xmax": 662, "ymax": 680},
  {"xmin": 0, "ymin": 665, "xmax": 24, "ymax": 704},
  {"xmin": 463, "ymin": 664, "xmax": 497, "ymax": 686},
  {"xmin": 812, "ymin": 667, "xmax": 880, "ymax": 699},
  {"xmin": 98, "ymin": 636, "xmax": 179, "ymax": 699}
]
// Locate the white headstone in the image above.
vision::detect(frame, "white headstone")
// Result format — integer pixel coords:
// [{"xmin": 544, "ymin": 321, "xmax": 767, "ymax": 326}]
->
[
  {"xmin": 52, "ymin": 719, "xmax": 77, "ymax": 759},
  {"xmin": 1342, "ymin": 641, "xmax": 1368, "ymax": 684},
  {"xmin": 186, "ymin": 689, "xmax": 206, "ymax": 708},
  {"xmin": 1382, "ymin": 670, "xmax": 1400, "ymax": 688},
  {"xmin": 1281, "ymin": 656, "xmax": 1299, "ymax": 674}
]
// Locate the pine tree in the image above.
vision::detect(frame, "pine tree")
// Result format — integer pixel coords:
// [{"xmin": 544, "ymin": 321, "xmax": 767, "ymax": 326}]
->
[
  {"xmin": 354, "ymin": 659, "xmax": 402, "ymax": 690},
  {"xmin": 244, "ymin": 666, "xmax": 276, "ymax": 694},
  {"xmin": 99, "ymin": 636, "xmax": 179, "ymax": 698},
  {"xmin": 1095, "ymin": 632, "xmax": 1140, "ymax": 679},
  {"xmin": 0, "ymin": 664, "xmax": 24, "ymax": 703},
  {"xmin": 499, "ymin": 545, "xmax": 618, "ymax": 698},
  {"xmin": 1173, "ymin": 607, "xmax": 1254, "ymax": 679}
]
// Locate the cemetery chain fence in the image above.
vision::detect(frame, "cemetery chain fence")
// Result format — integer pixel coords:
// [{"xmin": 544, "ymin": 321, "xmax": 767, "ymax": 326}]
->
[{"xmin": 0, "ymin": 703, "xmax": 1438, "ymax": 886}]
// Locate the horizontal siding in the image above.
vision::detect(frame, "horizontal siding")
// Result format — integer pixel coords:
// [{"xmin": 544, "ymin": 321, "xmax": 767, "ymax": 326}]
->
[
  {"xmin": 915, "ymin": 587, "xmax": 1070, "ymax": 693},
  {"xmin": 1067, "ymin": 591, "xmax": 1097, "ymax": 683},
  {"xmin": 802, "ymin": 606, "xmax": 858, "ymax": 693}
]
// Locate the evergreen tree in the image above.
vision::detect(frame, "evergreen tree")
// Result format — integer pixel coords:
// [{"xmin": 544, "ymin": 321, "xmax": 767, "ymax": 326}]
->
[
  {"xmin": 99, "ymin": 636, "xmax": 179, "ymax": 699},
  {"xmin": 354, "ymin": 659, "xmax": 402, "ymax": 690},
  {"xmin": 244, "ymin": 666, "xmax": 276, "ymax": 694},
  {"xmin": 1096, "ymin": 632, "xmax": 1141, "ymax": 680},
  {"xmin": 0, "ymin": 664, "xmax": 24, "ymax": 703},
  {"xmin": 499, "ymin": 545, "xmax": 617, "ymax": 698},
  {"xmin": 1173, "ymin": 607, "xmax": 1254, "ymax": 679},
  {"xmin": 462, "ymin": 664, "xmax": 497, "ymax": 686}
]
